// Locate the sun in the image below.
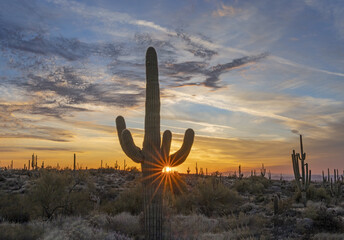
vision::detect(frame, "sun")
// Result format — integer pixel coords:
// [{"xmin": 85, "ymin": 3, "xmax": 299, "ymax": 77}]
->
[{"xmin": 162, "ymin": 166, "xmax": 172, "ymax": 173}]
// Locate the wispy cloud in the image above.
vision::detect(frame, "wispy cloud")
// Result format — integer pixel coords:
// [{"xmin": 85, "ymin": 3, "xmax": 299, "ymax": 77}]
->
[{"xmin": 212, "ymin": 4, "xmax": 238, "ymax": 17}]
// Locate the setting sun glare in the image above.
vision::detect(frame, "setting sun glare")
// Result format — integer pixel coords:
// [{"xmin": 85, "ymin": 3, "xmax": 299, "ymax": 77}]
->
[{"xmin": 162, "ymin": 166, "xmax": 172, "ymax": 173}]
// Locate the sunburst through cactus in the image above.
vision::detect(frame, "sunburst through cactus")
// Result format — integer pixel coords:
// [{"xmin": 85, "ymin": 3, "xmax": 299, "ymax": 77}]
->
[{"xmin": 115, "ymin": 47, "xmax": 194, "ymax": 240}]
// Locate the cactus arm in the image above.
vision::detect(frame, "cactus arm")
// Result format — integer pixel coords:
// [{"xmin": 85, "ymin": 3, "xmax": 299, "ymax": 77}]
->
[
  {"xmin": 293, "ymin": 152, "xmax": 301, "ymax": 180},
  {"xmin": 116, "ymin": 116, "xmax": 143, "ymax": 163},
  {"xmin": 305, "ymin": 163, "xmax": 309, "ymax": 191},
  {"xmin": 170, "ymin": 128, "xmax": 195, "ymax": 167},
  {"xmin": 160, "ymin": 130, "xmax": 172, "ymax": 165},
  {"xmin": 292, "ymin": 151, "xmax": 301, "ymax": 191}
]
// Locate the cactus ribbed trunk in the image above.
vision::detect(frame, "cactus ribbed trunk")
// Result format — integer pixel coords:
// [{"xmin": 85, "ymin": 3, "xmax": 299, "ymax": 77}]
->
[
  {"xmin": 116, "ymin": 47, "xmax": 194, "ymax": 240},
  {"xmin": 143, "ymin": 48, "xmax": 163, "ymax": 239}
]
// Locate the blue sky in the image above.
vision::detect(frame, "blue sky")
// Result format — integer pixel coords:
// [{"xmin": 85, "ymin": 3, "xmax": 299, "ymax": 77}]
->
[{"xmin": 0, "ymin": 0, "xmax": 343, "ymax": 174}]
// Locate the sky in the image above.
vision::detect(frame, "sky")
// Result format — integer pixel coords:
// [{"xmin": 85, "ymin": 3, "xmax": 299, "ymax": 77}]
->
[{"xmin": 0, "ymin": 0, "xmax": 343, "ymax": 175}]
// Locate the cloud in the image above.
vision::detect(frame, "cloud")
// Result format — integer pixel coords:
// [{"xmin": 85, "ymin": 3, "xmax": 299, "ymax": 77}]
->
[
  {"xmin": 0, "ymin": 103, "xmax": 75, "ymax": 142},
  {"xmin": 7, "ymin": 66, "xmax": 144, "ymax": 110},
  {"xmin": 212, "ymin": 4, "xmax": 238, "ymax": 17},
  {"xmin": 203, "ymin": 53, "xmax": 268, "ymax": 88},
  {"xmin": 291, "ymin": 129, "xmax": 300, "ymax": 135},
  {"xmin": 175, "ymin": 30, "xmax": 217, "ymax": 60},
  {"xmin": 0, "ymin": 19, "xmax": 124, "ymax": 61},
  {"xmin": 161, "ymin": 53, "xmax": 268, "ymax": 88}
]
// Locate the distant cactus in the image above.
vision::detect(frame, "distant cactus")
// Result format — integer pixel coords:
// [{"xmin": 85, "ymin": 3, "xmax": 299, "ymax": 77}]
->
[
  {"xmin": 291, "ymin": 135, "xmax": 311, "ymax": 205},
  {"xmin": 115, "ymin": 47, "xmax": 194, "ymax": 239},
  {"xmin": 123, "ymin": 159, "xmax": 127, "ymax": 171},
  {"xmin": 41, "ymin": 161, "xmax": 44, "ymax": 169},
  {"xmin": 274, "ymin": 195, "xmax": 279, "ymax": 215},
  {"xmin": 329, "ymin": 169, "xmax": 343, "ymax": 199},
  {"xmin": 268, "ymin": 169, "xmax": 271, "ymax": 181},
  {"xmin": 73, "ymin": 153, "xmax": 76, "ymax": 171},
  {"xmin": 238, "ymin": 165, "xmax": 243, "ymax": 179},
  {"xmin": 187, "ymin": 167, "xmax": 190, "ymax": 174},
  {"xmin": 199, "ymin": 167, "xmax": 204, "ymax": 176},
  {"xmin": 260, "ymin": 163, "xmax": 266, "ymax": 177},
  {"xmin": 322, "ymin": 170, "xmax": 326, "ymax": 184},
  {"xmin": 195, "ymin": 162, "xmax": 198, "ymax": 175},
  {"xmin": 31, "ymin": 153, "xmax": 35, "ymax": 169}
]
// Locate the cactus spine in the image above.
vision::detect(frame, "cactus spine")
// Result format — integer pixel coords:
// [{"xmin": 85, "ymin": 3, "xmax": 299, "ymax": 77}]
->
[
  {"xmin": 291, "ymin": 135, "xmax": 311, "ymax": 205},
  {"xmin": 116, "ymin": 47, "xmax": 194, "ymax": 239}
]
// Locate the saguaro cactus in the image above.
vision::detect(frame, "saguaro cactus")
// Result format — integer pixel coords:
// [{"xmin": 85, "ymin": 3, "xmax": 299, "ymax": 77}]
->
[
  {"xmin": 291, "ymin": 135, "xmax": 311, "ymax": 205},
  {"xmin": 116, "ymin": 47, "xmax": 194, "ymax": 240},
  {"xmin": 73, "ymin": 153, "xmax": 76, "ymax": 171},
  {"xmin": 260, "ymin": 163, "xmax": 266, "ymax": 177},
  {"xmin": 238, "ymin": 165, "xmax": 243, "ymax": 179}
]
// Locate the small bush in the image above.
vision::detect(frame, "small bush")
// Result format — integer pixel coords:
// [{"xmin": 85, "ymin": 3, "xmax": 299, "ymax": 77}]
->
[
  {"xmin": 313, "ymin": 233, "xmax": 344, "ymax": 240},
  {"xmin": 0, "ymin": 223, "xmax": 43, "ymax": 240},
  {"xmin": 0, "ymin": 194, "xmax": 30, "ymax": 223},
  {"xmin": 175, "ymin": 177, "xmax": 242, "ymax": 217},
  {"xmin": 308, "ymin": 185, "xmax": 331, "ymax": 203},
  {"xmin": 304, "ymin": 203, "xmax": 344, "ymax": 233},
  {"xmin": 42, "ymin": 216, "xmax": 132, "ymax": 240},
  {"xmin": 101, "ymin": 182, "xmax": 143, "ymax": 215},
  {"xmin": 233, "ymin": 176, "xmax": 269, "ymax": 195}
]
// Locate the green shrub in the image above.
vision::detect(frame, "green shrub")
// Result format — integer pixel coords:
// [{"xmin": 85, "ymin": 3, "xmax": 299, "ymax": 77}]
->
[
  {"xmin": 233, "ymin": 176, "xmax": 269, "ymax": 194},
  {"xmin": 101, "ymin": 182, "xmax": 143, "ymax": 215},
  {"xmin": 29, "ymin": 170, "xmax": 93, "ymax": 219},
  {"xmin": 304, "ymin": 203, "xmax": 344, "ymax": 233},
  {"xmin": 307, "ymin": 185, "xmax": 330, "ymax": 203},
  {"xmin": 175, "ymin": 177, "xmax": 242, "ymax": 216}
]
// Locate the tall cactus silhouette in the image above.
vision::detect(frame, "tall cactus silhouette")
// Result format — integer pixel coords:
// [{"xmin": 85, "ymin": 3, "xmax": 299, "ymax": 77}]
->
[
  {"xmin": 116, "ymin": 47, "xmax": 194, "ymax": 239},
  {"xmin": 291, "ymin": 135, "xmax": 311, "ymax": 205}
]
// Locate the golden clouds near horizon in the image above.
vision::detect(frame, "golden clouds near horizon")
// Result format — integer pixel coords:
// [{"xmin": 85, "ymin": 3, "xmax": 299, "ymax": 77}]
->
[{"xmin": 0, "ymin": 129, "xmax": 292, "ymax": 174}]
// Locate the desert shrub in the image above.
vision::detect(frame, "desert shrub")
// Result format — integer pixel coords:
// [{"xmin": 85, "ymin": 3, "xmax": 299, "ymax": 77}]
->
[
  {"xmin": 101, "ymin": 182, "xmax": 143, "ymax": 215},
  {"xmin": 175, "ymin": 177, "xmax": 242, "ymax": 217},
  {"xmin": 313, "ymin": 233, "xmax": 344, "ymax": 239},
  {"xmin": 0, "ymin": 223, "xmax": 43, "ymax": 240},
  {"xmin": 171, "ymin": 214, "xmax": 219, "ymax": 238},
  {"xmin": 29, "ymin": 170, "xmax": 93, "ymax": 219},
  {"xmin": 0, "ymin": 194, "xmax": 30, "ymax": 223},
  {"xmin": 233, "ymin": 176, "xmax": 269, "ymax": 195},
  {"xmin": 42, "ymin": 215, "xmax": 132, "ymax": 240},
  {"xmin": 304, "ymin": 202, "xmax": 344, "ymax": 233},
  {"xmin": 91, "ymin": 212, "xmax": 142, "ymax": 236},
  {"xmin": 170, "ymin": 214, "xmax": 262, "ymax": 240},
  {"xmin": 307, "ymin": 185, "xmax": 331, "ymax": 203},
  {"xmin": 223, "ymin": 212, "xmax": 267, "ymax": 238}
]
